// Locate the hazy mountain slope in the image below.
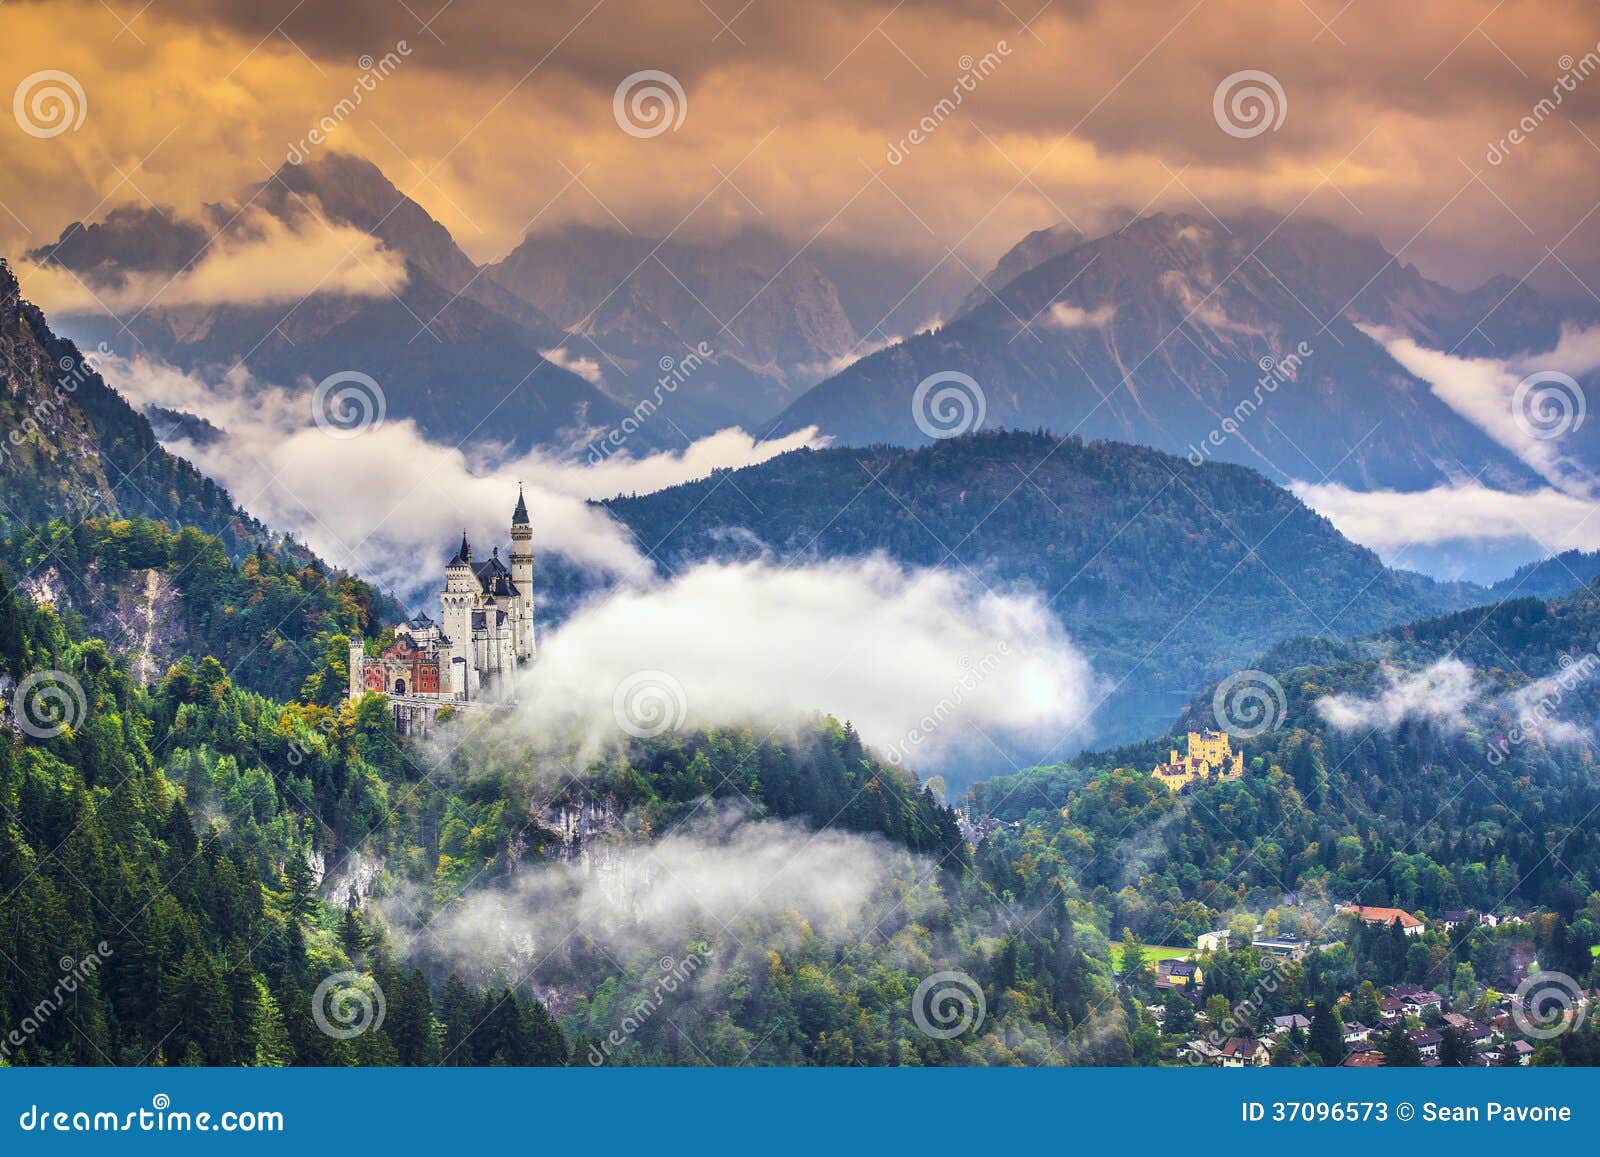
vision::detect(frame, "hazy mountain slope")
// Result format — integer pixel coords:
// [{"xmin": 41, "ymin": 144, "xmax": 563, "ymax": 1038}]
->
[
  {"xmin": 24, "ymin": 156, "xmax": 637, "ymax": 453},
  {"xmin": 489, "ymin": 225, "xmax": 866, "ymax": 430},
  {"xmin": 769, "ymin": 213, "xmax": 1584, "ymax": 492}
]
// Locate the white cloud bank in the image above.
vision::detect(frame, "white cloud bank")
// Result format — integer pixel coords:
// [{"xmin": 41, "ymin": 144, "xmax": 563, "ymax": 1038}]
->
[
  {"xmin": 17, "ymin": 208, "xmax": 408, "ymax": 313},
  {"xmin": 101, "ymin": 353, "xmax": 821, "ymax": 593},
  {"xmin": 516, "ymin": 556, "xmax": 1099, "ymax": 769},
  {"xmin": 400, "ymin": 805, "xmax": 925, "ymax": 983},
  {"xmin": 1317, "ymin": 658, "xmax": 1480, "ymax": 733},
  {"xmin": 1295, "ymin": 326, "xmax": 1600, "ymax": 561},
  {"xmin": 1292, "ymin": 480, "xmax": 1600, "ymax": 553}
]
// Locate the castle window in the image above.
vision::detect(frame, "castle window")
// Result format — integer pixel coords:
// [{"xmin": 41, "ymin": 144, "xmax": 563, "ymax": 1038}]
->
[{"xmin": 394, "ymin": 678, "xmax": 407, "ymax": 695}]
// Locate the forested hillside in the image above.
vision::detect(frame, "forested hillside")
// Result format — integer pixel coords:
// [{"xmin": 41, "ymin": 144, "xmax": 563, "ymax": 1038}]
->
[
  {"xmin": 602, "ymin": 432, "xmax": 1528, "ymax": 740},
  {"xmin": 2, "ymin": 517, "xmax": 395, "ymax": 702},
  {"xmin": 960, "ymin": 579, "xmax": 1600, "ymax": 1063},
  {"xmin": 0, "ymin": 260, "xmax": 281, "ymax": 555}
]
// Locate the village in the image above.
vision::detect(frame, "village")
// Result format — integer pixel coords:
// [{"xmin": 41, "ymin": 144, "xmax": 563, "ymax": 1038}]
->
[{"xmin": 1128, "ymin": 902, "xmax": 1596, "ymax": 1068}]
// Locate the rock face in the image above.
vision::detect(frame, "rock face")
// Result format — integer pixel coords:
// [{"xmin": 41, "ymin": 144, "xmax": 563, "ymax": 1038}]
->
[
  {"xmin": 770, "ymin": 212, "xmax": 1598, "ymax": 491},
  {"xmin": 22, "ymin": 563, "xmax": 184, "ymax": 685}
]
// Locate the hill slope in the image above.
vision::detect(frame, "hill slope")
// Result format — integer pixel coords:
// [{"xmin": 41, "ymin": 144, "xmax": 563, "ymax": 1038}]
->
[{"xmin": 600, "ymin": 431, "xmax": 1514, "ymax": 742}]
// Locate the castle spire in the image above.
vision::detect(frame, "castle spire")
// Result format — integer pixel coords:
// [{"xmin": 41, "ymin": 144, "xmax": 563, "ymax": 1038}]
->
[
  {"xmin": 449, "ymin": 529, "xmax": 471, "ymax": 566},
  {"xmin": 512, "ymin": 483, "xmax": 530, "ymax": 527}
]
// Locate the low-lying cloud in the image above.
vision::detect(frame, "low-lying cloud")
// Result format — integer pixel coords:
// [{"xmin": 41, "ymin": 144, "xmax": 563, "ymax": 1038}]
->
[
  {"xmin": 17, "ymin": 208, "xmax": 407, "ymax": 314},
  {"xmin": 100, "ymin": 352, "xmax": 821, "ymax": 594},
  {"xmin": 516, "ymin": 555, "xmax": 1099, "ymax": 770},
  {"xmin": 397, "ymin": 804, "xmax": 929, "ymax": 984},
  {"xmin": 1317, "ymin": 658, "xmax": 1480, "ymax": 732},
  {"xmin": 1292, "ymin": 479, "xmax": 1600, "ymax": 554}
]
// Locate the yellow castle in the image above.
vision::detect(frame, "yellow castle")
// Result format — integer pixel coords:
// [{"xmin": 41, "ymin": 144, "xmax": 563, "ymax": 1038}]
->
[{"xmin": 1151, "ymin": 730, "xmax": 1245, "ymax": 792}]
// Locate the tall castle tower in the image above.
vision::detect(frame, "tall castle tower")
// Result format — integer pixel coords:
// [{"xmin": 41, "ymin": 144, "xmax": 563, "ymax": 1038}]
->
[
  {"xmin": 510, "ymin": 486, "xmax": 536, "ymax": 663},
  {"xmin": 440, "ymin": 531, "xmax": 478, "ymax": 698}
]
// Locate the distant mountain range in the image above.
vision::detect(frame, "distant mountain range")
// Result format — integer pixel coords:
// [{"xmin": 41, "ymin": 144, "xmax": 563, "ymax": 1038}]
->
[
  {"xmin": 17, "ymin": 156, "xmax": 1599, "ymax": 509},
  {"xmin": 20, "ymin": 153, "xmax": 970, "ymax": 448},
  {"xmin": 597, "ymin": 430, "xmax": 1600, "ymax": 746},
  {"xmin": 771, "ymin": 212, "xmax": 1599, "ymax": 492}
]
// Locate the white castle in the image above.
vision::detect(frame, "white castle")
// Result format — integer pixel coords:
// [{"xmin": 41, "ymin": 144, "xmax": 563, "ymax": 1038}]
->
[{"xmin": 347, "ymin": 488, "xmax": 536, "ymax": 734}]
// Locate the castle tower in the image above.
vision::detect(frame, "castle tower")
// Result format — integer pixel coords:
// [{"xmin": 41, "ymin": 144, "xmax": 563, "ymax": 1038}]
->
[
  {"xmin": 509, "ymin": 485, "xmax": 536, "ymax": 664},
  {"xmin": 440, "ymin": 531, "xmax": 478, "ymax": 698},
  {"xmin": 348, "ymin": 638, "xmax": 366, "ymax": 698}
]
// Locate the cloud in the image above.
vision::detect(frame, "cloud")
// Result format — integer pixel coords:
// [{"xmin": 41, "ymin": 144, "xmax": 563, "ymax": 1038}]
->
[
  {"xmin": 511, "ymin": 555, "xmax": 1098, "ymax": 771},
  {"xmin": 16, "ymin": 209, "xmax": 407, "ymax": 314},
  {"xmin": 1364, "ymin": 324, "xmax": 1600, "ymax": 496},
  {"xmin": 397, "ymin": 804, "xmax": 928, "ymax": 985},
  {"xmin": 4, "ymin": 0, "xmax": 1599, "ymax": 296},
  {"xmin": 1292, "ymin": 479, "xmax": 1600, "ymax": 554},
  {"xmin": 1046, "ymin": 302, "xmax": 1115, "ymax": 330},
  {"xmin": 97, "ymin": 352, "xmax": 822, "ymax": 595},
  {"xmin": 1316, "ymin": 658, "xmax": 1481, "ymax": 732},
  {"xmin": 539, "ymin": 346, "xmax": 605, "ymax": 386}
]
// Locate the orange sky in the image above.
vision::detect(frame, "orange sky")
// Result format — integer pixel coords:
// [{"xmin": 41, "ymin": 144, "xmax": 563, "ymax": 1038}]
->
[{"xmin": 2, "ymin": 0, "xmax": 1598, "ymax": 295}]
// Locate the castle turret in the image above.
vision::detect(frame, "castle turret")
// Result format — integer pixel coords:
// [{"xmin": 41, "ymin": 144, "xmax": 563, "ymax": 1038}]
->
[
  {"xmin": 509, "ymin": 486, "xmax": 536, "ymax": 664},
  {"xmin": 440, "ymin": 530, "xmax": 478, "ymax": 698}
]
